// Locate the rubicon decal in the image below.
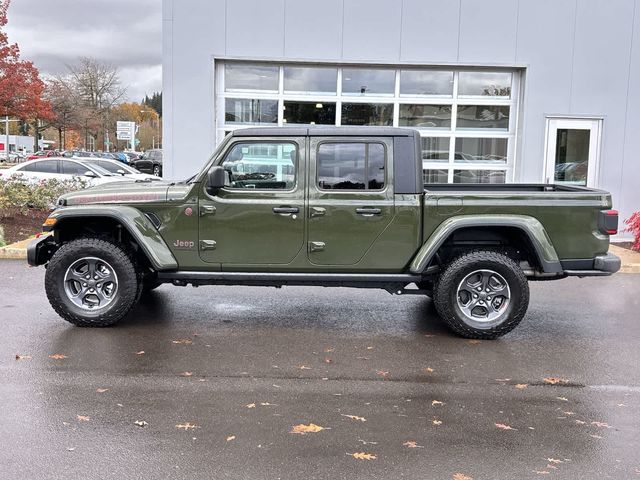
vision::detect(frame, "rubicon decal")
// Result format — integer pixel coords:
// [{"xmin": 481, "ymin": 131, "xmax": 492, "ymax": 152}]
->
[{"xmin": 173, "ymin": 239, "xmax": 196, "ymax": 249}]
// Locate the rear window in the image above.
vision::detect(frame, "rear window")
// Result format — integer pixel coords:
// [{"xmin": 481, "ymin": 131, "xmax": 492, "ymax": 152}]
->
[{"xmin": 317, "ymin": 142, "xmax": 385, "ymax": 190}]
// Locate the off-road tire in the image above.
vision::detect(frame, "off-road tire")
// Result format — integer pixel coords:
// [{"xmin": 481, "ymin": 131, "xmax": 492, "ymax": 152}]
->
[
  {"xmin": 45, "ymin": 238, "xmax": 139, "ymax": 327},
  {"xmin": 433, "ymin": 250, "xmax": 529, "ymax": 339}
]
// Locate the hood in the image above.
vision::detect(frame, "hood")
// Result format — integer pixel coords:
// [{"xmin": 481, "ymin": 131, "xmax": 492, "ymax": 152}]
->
[{"xmin": 59, "ymin": 180, "xmax": 176, "ymax": 206}]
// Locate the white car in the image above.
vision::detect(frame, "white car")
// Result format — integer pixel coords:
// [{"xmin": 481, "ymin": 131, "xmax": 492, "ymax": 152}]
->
[
  {"xmin": 0, "ymin": 157, "xmax": 129, "ymax": 186},
  {"xmin": 82, "ymin": 158, "xmax": 162, "ymax": 181}
]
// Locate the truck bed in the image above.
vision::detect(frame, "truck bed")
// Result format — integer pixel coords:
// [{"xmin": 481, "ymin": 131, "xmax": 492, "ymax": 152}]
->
[{"xmin": 423, "ymin": 183, "xmax": 607, "ymax": 194}]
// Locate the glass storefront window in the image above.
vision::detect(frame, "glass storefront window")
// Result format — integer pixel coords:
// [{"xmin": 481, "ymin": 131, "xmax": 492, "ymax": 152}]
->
[
  {"xmin": 423, "ymin": 169, "xmax": 449, "ymax": 183},
  {"xmin": 284, "ymin": 66, "xmax": 337, "ymax": 95},
  {"xmin": 283, "ymin": 101, "xmax": 336, "ymax": 125},
  {"xmin": 458, "ymin": 72, "xmax": 512, "ymax": 98},
  {"xmin": 399, "ymin": 104, "xmax": 452, "ymax": 128},
  {"xmin": 341, "ymin": 103, "xmax": 394, "ymax": 126},
  {"xmin": 225, "ymin": 98, "xmax": 278, "ymax": 124},
  {"xmin": 456, "ymin": 105, "xmax": 510, "ymax": 130},
  {"xmin": 400, "ymin": 70, "xmax": 454, "ymax": 96},
  {"xmin": 421, "ymin": 137, "xmax": 450, "ymax": 162},
  {"xmin": 453, "ymin": 169, "xmax": 506, "ymax": 184},
  {"xmin": 342, "ymin": 68, "xmax": 395, "ymax": 96},
  {"xmin": 225, "ymin": 64, "xmax": 279, "ymax": 92},
  {"xmin": 454, "ymin": 138, "xmax": 508, "ymax": 163}
]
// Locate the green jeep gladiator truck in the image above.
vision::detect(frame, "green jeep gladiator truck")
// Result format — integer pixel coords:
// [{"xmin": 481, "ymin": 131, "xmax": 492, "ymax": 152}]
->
[{"xmin": 28, "ymin": 127, "xmax": 621, "ymax": 339}]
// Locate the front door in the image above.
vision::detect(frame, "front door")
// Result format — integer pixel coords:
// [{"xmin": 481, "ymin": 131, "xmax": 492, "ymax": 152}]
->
[
  {"xmin": 307, "ymin": 138, "xmax": 395, "ymax": 266},
  {"xmin": 544, "ymin": 118, "xmax": 602, "ymax": 187},
  {"xmin": 198, "ymin": 138, "xmax": 306, "ymax": 266}
]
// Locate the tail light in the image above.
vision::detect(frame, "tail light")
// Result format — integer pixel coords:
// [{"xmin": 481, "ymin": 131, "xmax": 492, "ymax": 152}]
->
[{"xmin": 598, "ymin": 210, "xmax": 618, "ymax": 235}]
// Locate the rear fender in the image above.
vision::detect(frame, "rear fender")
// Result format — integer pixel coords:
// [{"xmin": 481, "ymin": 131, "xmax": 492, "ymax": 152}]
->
[{"xmin": 410, "ymin": 214, "xmax": 562, "ymax": 274}]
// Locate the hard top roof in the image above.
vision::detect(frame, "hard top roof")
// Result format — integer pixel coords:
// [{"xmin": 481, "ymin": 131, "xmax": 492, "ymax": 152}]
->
[{"xmin": 230, "ymin": 126, "xmax": 418, "ymax": 138}]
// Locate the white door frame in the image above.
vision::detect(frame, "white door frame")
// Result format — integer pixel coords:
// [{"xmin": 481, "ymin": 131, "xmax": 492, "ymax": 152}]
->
[{"xmin": 543, "ymin": 117, "xmax": 603, "ymax": 187}]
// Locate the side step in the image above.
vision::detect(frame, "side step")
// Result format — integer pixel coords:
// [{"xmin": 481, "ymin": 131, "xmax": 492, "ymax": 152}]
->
[{"xmin": 157, "ymin": 271, "xmax": 423, "ymax": 291}]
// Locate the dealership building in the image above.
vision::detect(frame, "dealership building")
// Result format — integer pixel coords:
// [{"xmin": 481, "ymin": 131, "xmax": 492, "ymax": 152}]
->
[{"xmin": 162, "ymin": 0, "xmax": 640, "ymax": 233}]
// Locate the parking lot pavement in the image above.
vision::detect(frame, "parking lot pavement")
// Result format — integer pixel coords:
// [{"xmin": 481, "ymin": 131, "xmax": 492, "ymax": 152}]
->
[{"xmin": 1, "ymin": 260, "xmax": 639, "ymax": 479}]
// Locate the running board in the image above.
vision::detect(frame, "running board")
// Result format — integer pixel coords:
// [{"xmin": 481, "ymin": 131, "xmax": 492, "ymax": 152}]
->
[{"xmin": 157, "ymin": 271, "xmax": 422, "ymax": 290}]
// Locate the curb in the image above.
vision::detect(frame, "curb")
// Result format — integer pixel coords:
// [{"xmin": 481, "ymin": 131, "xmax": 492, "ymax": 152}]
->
[{"xmin": 2, "ymin": 239, "xmax": 640, "ymax": 273}]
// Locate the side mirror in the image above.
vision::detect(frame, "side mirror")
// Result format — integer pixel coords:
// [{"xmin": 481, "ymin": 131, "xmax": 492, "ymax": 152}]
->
[
  {"xmin": 84, "ymin": 171, "xmax": 98, "ymax": 178},
  {"xmin": 207, "ymin": 166, "xmax": 226, "ymax": 190},
  {"xmin": 116, "ymin": 169, "xmax": 126, "ymax": 175}
]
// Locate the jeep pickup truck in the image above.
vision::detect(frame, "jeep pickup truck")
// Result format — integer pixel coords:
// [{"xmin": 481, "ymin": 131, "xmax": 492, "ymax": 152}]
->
[{"xmin": 28, "ymin": 127, "xmax": 621, "ymax": 339}]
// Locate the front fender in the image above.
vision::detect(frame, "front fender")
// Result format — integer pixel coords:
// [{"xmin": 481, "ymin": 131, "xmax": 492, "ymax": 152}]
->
[
  {"xmin": 410, "ymin": 214, "xmax": 562, "ymax": 274},
  {"xmin": 44, "ymin": 205, "xmax": 178, "ymax": 271}
]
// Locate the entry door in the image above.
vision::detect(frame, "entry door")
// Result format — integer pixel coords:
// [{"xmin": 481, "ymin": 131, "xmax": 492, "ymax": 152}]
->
[
  {"xmin": 307, "ymin": 138, "xmax": 394, "ymax": 266},
  {"xmin": 198, "ymin": 138, "xmax": 306, "ymax": 266},
  {"xmin": 544, "ymin": 118, "xmax": 602, "ymax": 187}
]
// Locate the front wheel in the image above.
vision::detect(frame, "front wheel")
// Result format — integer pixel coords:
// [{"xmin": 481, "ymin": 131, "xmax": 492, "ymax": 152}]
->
[
  {"xmin": 433, "ymin": 250, "xmax": 530, "ymax": 339},
  {"xmin": 153, "ymin": 164, "xmax": 162, "ymax": 177},
  {"xmin": 45, "ymin": 238, "xmax": 140, "ymax": 327}
]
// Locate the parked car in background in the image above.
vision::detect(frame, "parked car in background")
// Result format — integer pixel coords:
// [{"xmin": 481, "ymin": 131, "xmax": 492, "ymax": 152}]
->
[
  {"xmin": 132, "ymin": 149, "xmax": 162, "ymax": 176},
  {"xmin": 122, "ymin": 152, "xmax": 141, "ymax": 164},
  {"xmin": 63, "ymin": 151, "xmax": 96, "ymax": 159},
  {"xmin": 112, "ymin": 152, "xmax": 129, "ymax": 163},
  {"xmin": 27, "ymin": 150, "xmax": 59, "ymax": 161},
  {"xmin": 84, "ymin": 159, "xmax": 162, "ymax": 181},
  {"xmin": 0, "ymin": 152, "xmax": 26, "ymax": 163},
  {"xmin": 0, "ymin": 158, "xmax": 129, "ymax": 186}
]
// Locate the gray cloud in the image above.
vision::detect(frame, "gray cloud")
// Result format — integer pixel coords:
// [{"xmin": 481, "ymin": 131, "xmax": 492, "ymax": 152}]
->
[{"xmin": 5, "ymin": 0, "xmax": 162, "ymax": 101}]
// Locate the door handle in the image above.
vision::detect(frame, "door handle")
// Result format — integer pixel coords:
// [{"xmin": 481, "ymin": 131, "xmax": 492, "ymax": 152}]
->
[
  {"xmin": 273, "ymin": 206, "xmax": 299, "ymax": 215},
  {"xmin": 310, "ymin": 207, "xmax": 326, "ymax": 218},
  {"xmin": 356, "ymin": 207, "xmax": 382, "ymax": 216}
]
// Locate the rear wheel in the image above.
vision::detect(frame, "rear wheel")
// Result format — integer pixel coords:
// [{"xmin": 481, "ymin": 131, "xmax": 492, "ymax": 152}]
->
[
  {"xmin": 153, "ymin": 164, "xmax": 162, "ymax": 177},
  {"xmin": 45, "ymin": 238, "xmax": 140, "ymax": 327},
  {"xmin": 433, "ymin": 250, "xmax": 529, "ymax": 339}
]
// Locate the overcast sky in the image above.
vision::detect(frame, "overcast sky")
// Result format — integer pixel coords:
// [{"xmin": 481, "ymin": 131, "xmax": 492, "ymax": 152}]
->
[{"xmin": 5, "ymin": 0, "xmax": 162, "ymax": 102}]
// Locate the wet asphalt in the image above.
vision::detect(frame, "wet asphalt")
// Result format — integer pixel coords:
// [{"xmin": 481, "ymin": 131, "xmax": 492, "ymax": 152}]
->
[{"xmin": 0, "ymin": 259, "xmax": 639, "ymax": 479}]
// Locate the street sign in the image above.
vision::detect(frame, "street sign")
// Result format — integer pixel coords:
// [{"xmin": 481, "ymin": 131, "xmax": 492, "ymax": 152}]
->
[
  {"xmin": 116, "ymin": 121, "xmax": 136, "ymax": 145},
  {"xmin": 117, "ymin": 131, "xmax": 131, "ymax": 140}
]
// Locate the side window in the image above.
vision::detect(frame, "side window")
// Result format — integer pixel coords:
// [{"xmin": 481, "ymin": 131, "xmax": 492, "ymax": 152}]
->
[
  {"xmin": 219, "ymin": 142, "xmax": 297, "ymax": 190},
  {"xmin": 61, "ymin": 160, "xmax": 89, "ymax": 175},
  {"xmin": 317, "ymin": 142, "xmax": 386, "ymax": 190},
  {"xmin": 31, "ymin": 160, "xmax": 59, "ymax": 174}
]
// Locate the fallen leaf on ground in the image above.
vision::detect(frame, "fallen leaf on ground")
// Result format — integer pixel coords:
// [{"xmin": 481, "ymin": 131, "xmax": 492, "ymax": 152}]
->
[
  {"xmin": 534, "ymin": 471, "xmax": 550, "ymax": 475},
  {"xmin": 495, "ymin": 423, "xmax": 516, "ymax": 430},
  {"xmin": 556, "ymin": 396, "xmax": 569, "ymax": 401},
  {"xmin": 376, "ymin": 370, "xmax": 389, "ymax": 377},
  {"xmin": 15, "ymin": 354, "xmax": 31, "ymax": 360},
  {"xmin": 544, "ymin": 377, "xmax": 569, "ymax": 385},
  {"xmin": 260, "ymin": 402, "xmax": 276, "ymax": 406},
  {"xmin": 176, "ymin": 423, "xmax": 199, "ymax": 430},
  {"xmin": 324, "ymin": 347, "xmax": 335, "ymax": 353},
  {"xmin": 49, "ymin": 354, "xmax": 68, "ymax": 360},
  {"xmin": 135, "ymin": 351, "xmax": 145, "ymax": 355},
  {"xmin": 76, "ymin": 415, "xmax": 90, "ymax": 422},
  {"xmin": 547, "ymin": 458, "xmax": 563, "ymax": 464},
  {"xmin": 180, "ymin": 372, "xmax": 193, "ymax": 377},
  {"xmin": 562, "ymin": 411, "xmax": 574, "ymax": 416},
  {"xmin": 348, "ymin": 452, "xmax": 376, "ymax": 460},
  {"xmin": 172, "ymin": 339, "xmax": 193, "ymax": 345},
  {"xmin": 432, "ymin": 419, "xmax": 442, "ymax": 425},
  {"xmin": 324, "ymin": 358, "xmax": 333, "ymax": 364},
  {"xmin": 403, "ymin": 441, "xmax": 424, "ymax": 448},
  {"xmin": 246, "ymin": 403, "xmax": 256, "ymax": 408},
  {"xmin": 453, "ymin": 473, "xmax": 473, "ymax": 480},
  {"xmin": 96, "ymin": 388, "xmax": 109, "ymax": 393},
  {"xmin": 134, "ymin": 420, "xmax": 148, "ymax": 427},
  {"xmin": 290, "ymin": 423, "xmax": 325, "ymax": 434},
  {"xmin": 424, "ymin": 367, "xmax": 434, "ymax": 373},
  {"xmin": 575, "ymin": 420, "xmax": 586, "ymax": 425},
  {"xmin": 226, "ymin": 435, "xmax": 235, "ymax": 442},
  {"xmin": 467, "ymin": 340, "xmax": 481, "ymax": 345},
  {"xmin": 297, "ymin": 365, "xmax": 311, "ymax": 370},
  {"xmin": 515, "ymin": 384, "xmax": 528, "ymax": 390},
  {"xmin": 341, "ymin": 414, "xmax": 366, "ymax": 422},
  {"xmin": 432, "ymin": 400, "xmax": 444, "ymax": 406},
  {"xmin": 591, "ymin": 421, "xmax": 612, "ymax": 428},
  {"xmin": 495, "ymin": 378, "xmax": 511, "ymax": 382},
  {"xmin": 366, "ymin": 346, "xmax": 374, "ymax": 350},
  {"xmin": 590, "ymin": 434, "xmax": 602, "ymax": 439}
]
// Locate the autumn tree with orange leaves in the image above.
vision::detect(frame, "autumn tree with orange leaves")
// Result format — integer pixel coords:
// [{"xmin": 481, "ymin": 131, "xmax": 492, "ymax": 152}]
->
[{"xmin": 0, "ymin": 0, "xmax": 52, "ymax": 151}]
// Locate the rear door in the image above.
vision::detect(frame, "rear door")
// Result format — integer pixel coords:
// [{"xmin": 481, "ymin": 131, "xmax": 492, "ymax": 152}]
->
[{"xmin": 307, "ymin": 137, "xmax": 395, "ymax": 266}]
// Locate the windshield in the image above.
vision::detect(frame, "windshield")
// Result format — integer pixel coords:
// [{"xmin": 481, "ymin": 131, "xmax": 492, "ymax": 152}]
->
[
  {"xmin": 180, "ymin": 135, "xmax": 233, "ymax": 184},
  {"xmin": 90, "ymin": 161, "xmax": 138, "ymax": 175}
]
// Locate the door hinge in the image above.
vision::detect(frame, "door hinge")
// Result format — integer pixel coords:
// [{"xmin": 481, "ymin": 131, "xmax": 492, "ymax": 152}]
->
[
  {"xmin": 308, "ymin": 241, "xmax": 325, "ymax": 253},
  {"xmin": 310, "ymin": 207, "xmax": 326, "ymax": 218},
  {"xmin": 200, "ymin": 240, "xmax": 217, "ymax": 251},
  {"xmin": 200, "ymin": 205, "xmax": 216, "ymax": 216}
]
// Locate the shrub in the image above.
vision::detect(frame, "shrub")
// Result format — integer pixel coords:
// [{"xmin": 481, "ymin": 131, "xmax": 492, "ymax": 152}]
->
[
  {"xmin": 0, "ymin": 176, "xmax": 87, "ymax": 217},
  {"xmin": 624, "ymin": 211, "xmax": 640, "ymax": 251}
]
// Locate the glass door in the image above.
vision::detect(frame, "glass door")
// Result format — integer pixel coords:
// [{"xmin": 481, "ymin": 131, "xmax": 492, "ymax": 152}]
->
[{"xmin": 544, "ymin": 118, "xmax": 602, "ymax": 186}]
